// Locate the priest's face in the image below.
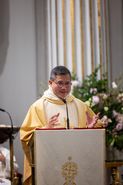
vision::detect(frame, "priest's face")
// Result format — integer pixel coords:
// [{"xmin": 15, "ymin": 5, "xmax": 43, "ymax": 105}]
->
[{"xmin": 49, "ymin": 74, "xmax": 72, "ymax": 99}]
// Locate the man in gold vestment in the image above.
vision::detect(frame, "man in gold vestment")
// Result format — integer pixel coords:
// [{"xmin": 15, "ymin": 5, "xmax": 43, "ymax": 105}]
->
[{"xmin": 20, "ymin": 66, "xmax": 102, "ymax": 185}]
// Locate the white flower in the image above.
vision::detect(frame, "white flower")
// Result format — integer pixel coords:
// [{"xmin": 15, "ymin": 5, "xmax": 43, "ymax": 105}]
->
[
  {"xmin": 112, "ymin": 81, "xmax": 117, "ymax": 89},
  {"xmin": 90, "ymin": 88, "xmax": 97, "ymax": 94},
  {"xmin": 104, "ymin": 107, "xmax": 109, "ymax": 112},
  {"xmin": 112, "ymin": 110, "xmax": 118, "ymax": 117},
  {"xmin": 102, "ymin": 93, "xmax": 108, "ymax": 100},
  {"xmin": 117, "ymin": 93, "xmax": 123, "ymax": 103},
  {"xmin": 101, "ymin": 115, "xmax": 111, "ymax": 127},
  {"xmin": 72, "ymin": 80, "xmax": 81, "ymax": 87},
  {"xmin": 71, "ymin": 80, "xmax": 81, "ymax": 93}
]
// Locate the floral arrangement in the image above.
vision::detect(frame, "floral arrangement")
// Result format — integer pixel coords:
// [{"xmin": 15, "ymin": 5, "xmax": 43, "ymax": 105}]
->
[{"xmin": 72, "ymin": 67, "xmax": 123, "ymax": 151}]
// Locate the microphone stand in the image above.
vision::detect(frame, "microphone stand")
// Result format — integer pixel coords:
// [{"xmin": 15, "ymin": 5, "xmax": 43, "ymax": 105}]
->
[
  {"xmin": 0, "ymin": 108, "xmax": 14, "ymax": 185},
  {"xmin": 65, "ymin": 102, "xmax": 70, "ymax": 129},
  {"xmin": 61, "ymin": 99, "xmax": 70, "ymax": 129}
]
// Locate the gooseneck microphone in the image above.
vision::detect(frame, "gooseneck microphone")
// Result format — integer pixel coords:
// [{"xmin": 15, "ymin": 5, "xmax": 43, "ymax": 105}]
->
[
  {"xmin": 0, "ymin": 108, "xmax": 14, "ymax": 134},
  {"xmin": 0, "ymin": 108, "xmax": 15, "ymax": 182},
  {"xmin": 61, "ymin": 99, "xmax": 70, "ymax": 129}
]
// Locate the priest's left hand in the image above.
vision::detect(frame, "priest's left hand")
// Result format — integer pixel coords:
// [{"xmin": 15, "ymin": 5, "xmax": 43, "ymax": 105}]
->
[{"xmin": 86, "ymin": 112, "xmax": 100, "ymax": 128}]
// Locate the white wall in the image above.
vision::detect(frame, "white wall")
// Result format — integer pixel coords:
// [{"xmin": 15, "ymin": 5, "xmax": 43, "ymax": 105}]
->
[{"xmin": 0, "ymin": 0, "xmax": 37, "ymax": 173}]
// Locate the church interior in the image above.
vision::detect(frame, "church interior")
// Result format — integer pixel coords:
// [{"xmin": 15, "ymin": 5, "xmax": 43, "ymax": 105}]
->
[{"xmin": 0, "ymin": 0, "xmax": 123, "ymax": 184}]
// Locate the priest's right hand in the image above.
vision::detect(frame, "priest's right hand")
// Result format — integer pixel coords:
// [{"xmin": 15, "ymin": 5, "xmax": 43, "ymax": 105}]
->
[{"xmin": 45, "ymin": 113, "xmax": 60, "ymax": 128}]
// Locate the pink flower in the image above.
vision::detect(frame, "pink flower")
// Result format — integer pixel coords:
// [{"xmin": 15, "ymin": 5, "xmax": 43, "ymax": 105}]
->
[
  {"xmin": 116, "ymin": 123, "xmax": 123, "ymax": 131},
  {"xmin": 92, "ymin": 96, "xmax": 100, "ymax": 105}
]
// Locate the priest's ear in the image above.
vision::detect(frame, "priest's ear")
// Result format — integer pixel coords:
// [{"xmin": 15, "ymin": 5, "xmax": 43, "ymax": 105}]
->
[{"xmin": 49, "ymin": 80, "xmax": 53, "ymax": 85}]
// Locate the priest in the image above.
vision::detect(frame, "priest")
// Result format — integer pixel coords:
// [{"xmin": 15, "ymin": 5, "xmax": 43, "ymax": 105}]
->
[{"xmin": 20, "ymin": 65, "xmax": 102, "ymax": 185}]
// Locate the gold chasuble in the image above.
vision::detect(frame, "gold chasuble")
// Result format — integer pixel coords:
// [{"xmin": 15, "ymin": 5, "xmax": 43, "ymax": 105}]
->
[{"xmin": 20, "ymin": 89, "xmax": 102, "ymax": 185}]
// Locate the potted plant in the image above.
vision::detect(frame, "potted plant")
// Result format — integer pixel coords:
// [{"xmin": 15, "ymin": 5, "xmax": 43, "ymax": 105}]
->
[{"xmin": 72, "ymin": 67, "xmax": 123, "ymax": 160}]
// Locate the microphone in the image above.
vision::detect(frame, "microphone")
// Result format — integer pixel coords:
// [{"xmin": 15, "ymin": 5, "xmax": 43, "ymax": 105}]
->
[
  {"xmin": 0, "ymin": 108, "xmax": 14, "ymax": 134},
  {"xmin": 0, "ymin": 108, "xmax": 15, "ymax": 182},
  {"xmin": 61, "ymin": 99, "xmax": 70, "ymax": 129}
]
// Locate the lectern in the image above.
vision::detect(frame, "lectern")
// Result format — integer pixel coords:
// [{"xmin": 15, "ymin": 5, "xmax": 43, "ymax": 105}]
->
[
  {"xmin": 0, "ymin": 125, "xmax": 20, "ymax": 184},
  {"xmin": 30, "ymin": 128, "xmax": 106, "ymax": 185}
]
